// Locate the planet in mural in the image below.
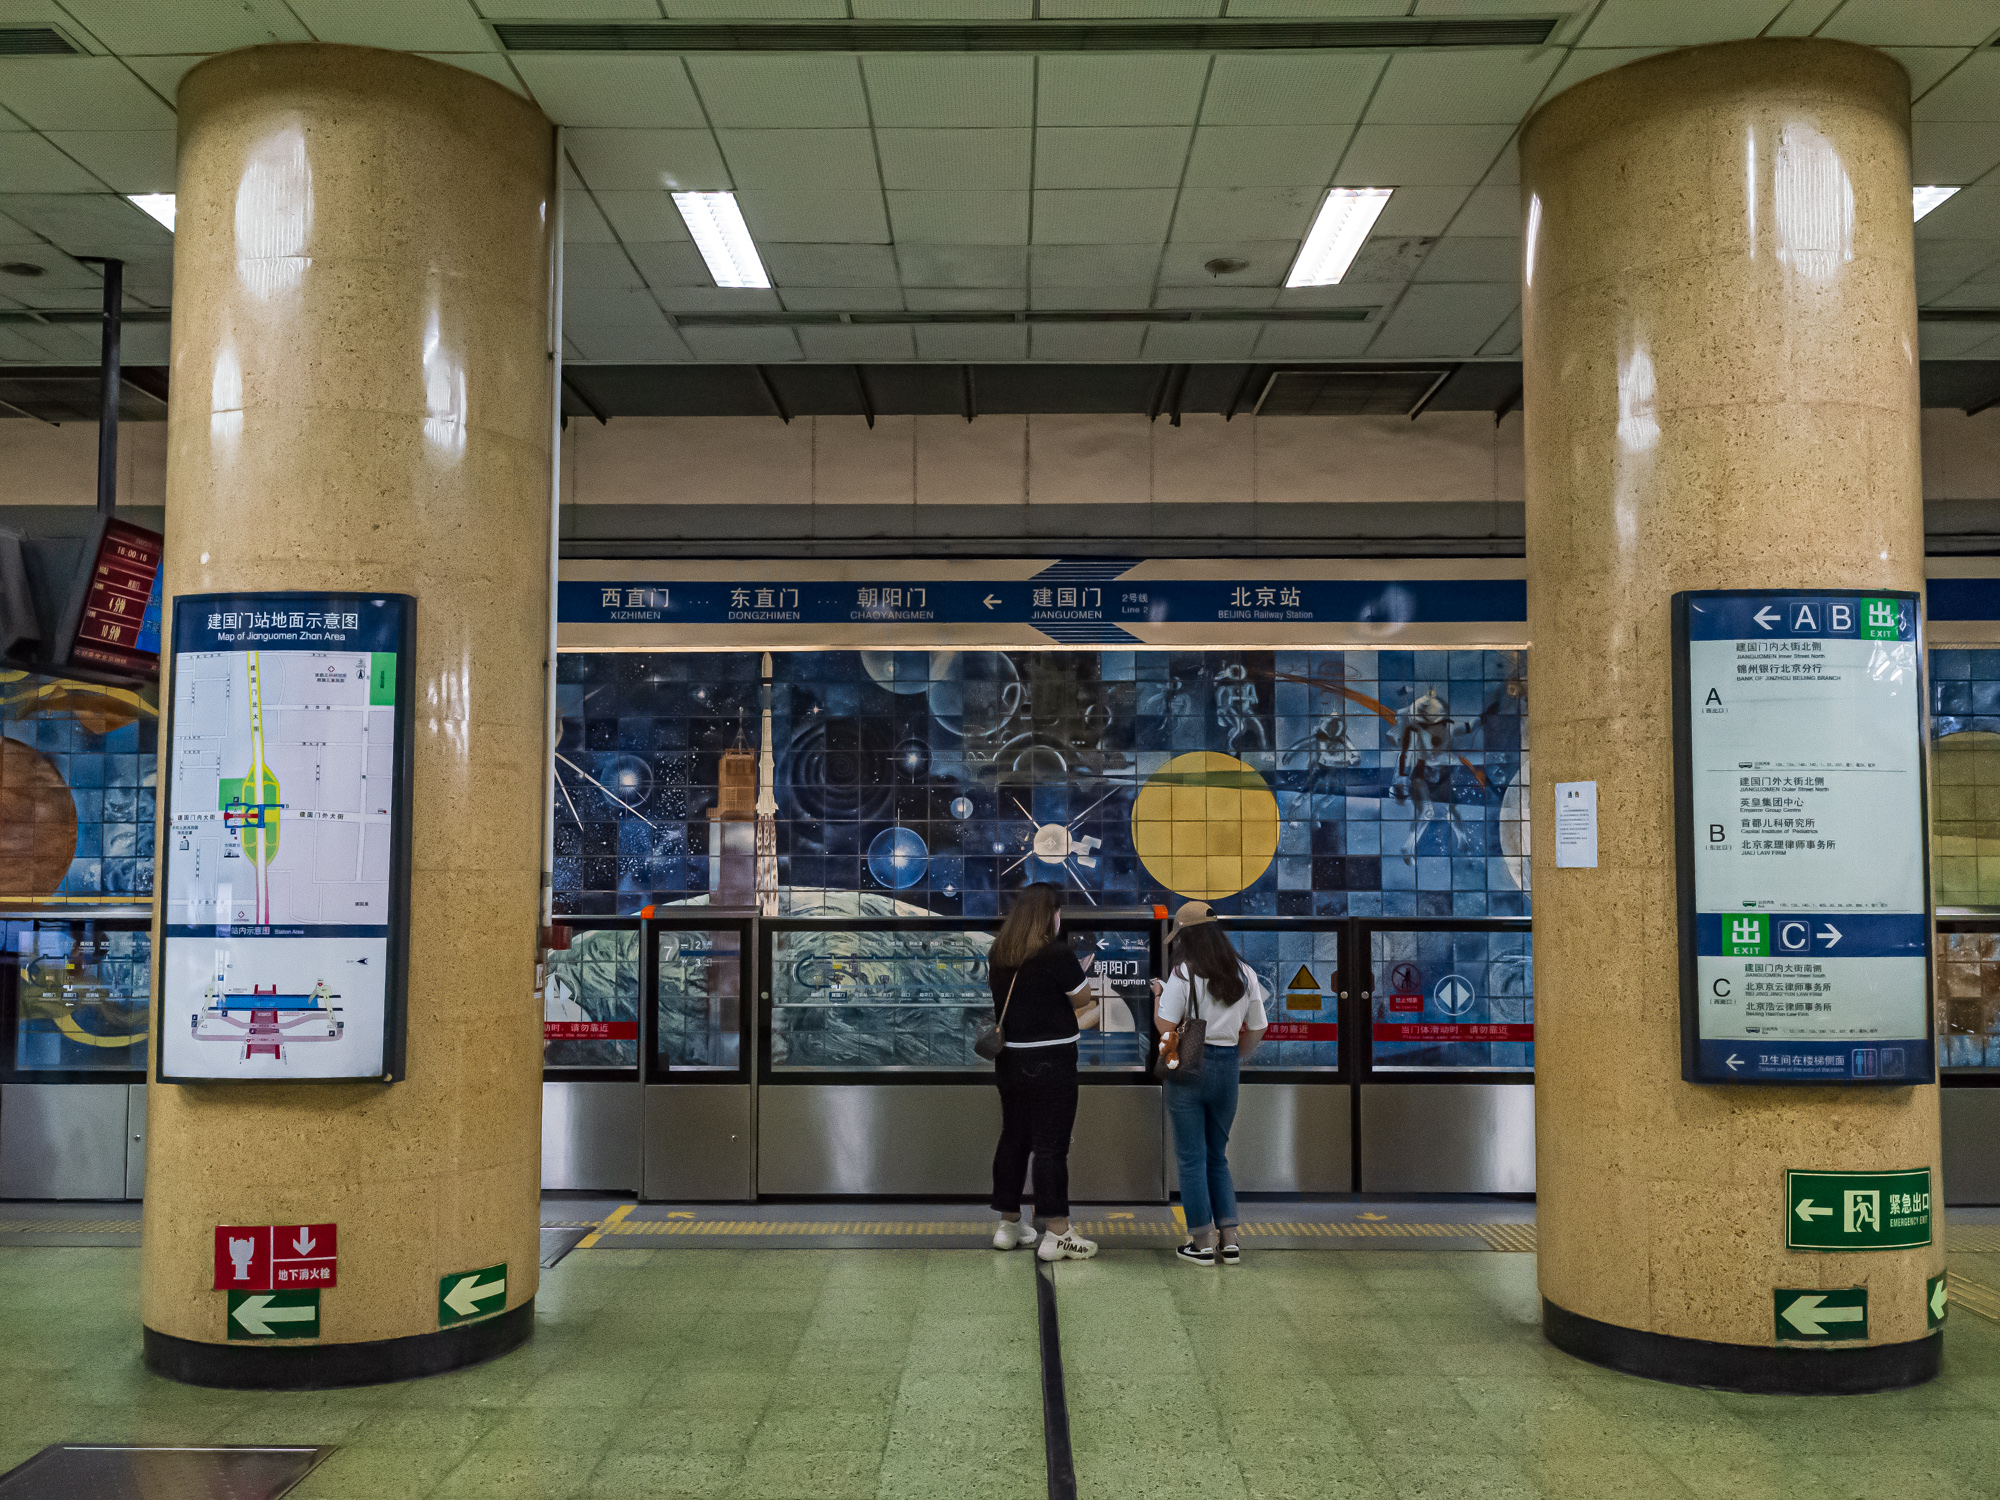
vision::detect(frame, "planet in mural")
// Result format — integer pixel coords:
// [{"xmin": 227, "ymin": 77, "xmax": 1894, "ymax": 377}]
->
[
  {"xmin": 1130, "ymin": 751, "xmax": 1280, "ymax": 900},
  {"xmin": 861, "ymin": 650, "xmax": 953, "ymax": 696},
  {"xmin": 0, "ymin": 737, "xmax": 79, "ymax": 901},
  {"xmin": 867, "ymin": 825, "xmax": 930, "ymax": 889},
  {"xmin": 949, "ymin": 796, "xmax": 973, "ymax": 820}
]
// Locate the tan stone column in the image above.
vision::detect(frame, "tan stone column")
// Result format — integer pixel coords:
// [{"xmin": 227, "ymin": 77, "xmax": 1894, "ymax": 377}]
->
[
  {"xmin": 142, "ymin": 45, "xmax": 555, "ymax": 1384},
  {"xmin": 1522, "ymin": 39, "xmax": 1941, "ymax": 1391}
]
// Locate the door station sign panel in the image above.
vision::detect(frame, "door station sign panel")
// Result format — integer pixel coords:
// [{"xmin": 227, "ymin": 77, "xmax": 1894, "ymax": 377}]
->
[
  {"xmin": 213, "ymin": 1223, "xmax": 339, "ymax": 1290},
  {"xmin": 1785, "ymin": 1169, "xmax": 1931, "ymax": 1252},
  {"xmin": 158, "ymin": 593, "xmax": 415, "ymax": 1084},
  {"xmin": 1673, "ymin": 591, "xmax": 1932, "ymax": 1085}
]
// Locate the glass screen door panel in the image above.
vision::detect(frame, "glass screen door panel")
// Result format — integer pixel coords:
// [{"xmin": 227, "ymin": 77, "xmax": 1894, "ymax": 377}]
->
[
  {"xmin": 654, "ymin": 923, "xmax": 746, "ymax": 1073},
  {"xmin": 1066, "ymin": 921, "xmax": 1155, "ymax": 1072},
  {"xmin": 2, "ymin": 918, "xmax": 151, "ymax": 1075},
  {"xmin": 1232, "ymin": 924, "xmax": 1341, "ymax": 1072},
  {"xmin": 768, "ymin": 921, "xmax": 995, "ymax": 1072},
  {"xmin": 542, "ymin": 920, "xmax": 639, "ymax": 1070},
  {"xmin": 1939, "ymin": 928, "xmax": 2000, "ymax": 1071},
  {"xmin": 1367, "ymin": 925, "xmax": 1533, "ymax": 1073}
]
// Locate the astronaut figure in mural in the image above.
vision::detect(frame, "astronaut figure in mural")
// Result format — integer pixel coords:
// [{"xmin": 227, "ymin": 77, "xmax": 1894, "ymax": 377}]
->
[
  {"xmin": 1393, "ymin": 686, "xmax": 1474, "ymax": 864},
  {"xmin": 1213, "ymin": 663, "xmax": 1267, "ymax": 755}
]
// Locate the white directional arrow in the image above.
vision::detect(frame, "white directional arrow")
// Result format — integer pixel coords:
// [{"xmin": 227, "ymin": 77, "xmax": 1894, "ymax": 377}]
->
[
  {"xmin": 1795, "ymin": 1198, "xmax": 1833, "ymax": 1223},
  {"xmin": 292, "ymin": 1228, "xmax": 315, "ymax": 1255},
  {"xmin": 1817, "ymin": 924, "xmax": 1842, "ymax": 948},
  {"xmin": 1754, "ymin": 606, "xmax": 1781, "ymax": 630},
  {"xmin": 983, "ymin": 594, "xmax": 1002, "ymax": 609},
  {"xmin": 443, "ymin": 1272, "xmax": 506, "ymax": 1319},
  {"xmin": 231, "ymin": 1295, "xmax": 315, "ymax": 1337},
  {"xmin": 1726, "ymin": 1053, "xmax": 1745, "ymax": 1072},
  {"xmin": 1932, "ymin": 1280, "xmax": 1949, "ymax": 1322},
  {"xmin": 1780, "ymin": 1294, "xmax": 1864, "ymax": 1337}
]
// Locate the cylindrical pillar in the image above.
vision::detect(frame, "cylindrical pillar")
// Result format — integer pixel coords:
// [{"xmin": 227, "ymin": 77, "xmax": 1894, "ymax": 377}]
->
[
  {"xmin": 1522, "ymin": 40, "xmax": 1940, "ymax": 1391},
  {"xmin": 142, "ymin": 45, "xmax": 555, "ymax": 1385}
]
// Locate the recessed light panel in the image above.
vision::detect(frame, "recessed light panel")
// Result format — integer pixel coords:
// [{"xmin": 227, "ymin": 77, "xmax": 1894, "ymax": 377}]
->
[
  {"xmin": 672, "ymin": 191, "xmax": 770, "ymax": 291},
  {"xmin": 1285, "ymin": 187, "xmax": 1394, "ymax": 288},
  {"xmin": 128, "ymin": 194, "xmax": 175, "ymax": 231},
  {"xmin": 1913, "ymin": 186, "xmax": 1959, "ymax": 222}
]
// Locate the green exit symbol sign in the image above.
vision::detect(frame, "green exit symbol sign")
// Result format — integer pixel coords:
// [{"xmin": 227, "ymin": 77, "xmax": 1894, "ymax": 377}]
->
[
  {"xmin": 1725, "ymin": 915, "xmax": 1768, "ymax": 956},
  {"xmin": 1861, "ymin": 597, "xmax": 1899, "ymax": 640},
  {"xmin": 1786, "ymin": 1168, "xmax": 1932, "ymax": 1251}
]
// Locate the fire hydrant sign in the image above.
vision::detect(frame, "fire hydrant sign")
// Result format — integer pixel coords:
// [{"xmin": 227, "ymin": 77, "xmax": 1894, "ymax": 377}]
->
[
  {"xmin": 1672, "ymin": 591, "xmax": 1933, "ymax": 1085},
  {"xmin": 1786, "ymin": 1168, "xmax": 1932, "ymax": 1252},
  {"xmin": 213, "ymin": 1223, "xmax": 338, "ymax": 1290}
]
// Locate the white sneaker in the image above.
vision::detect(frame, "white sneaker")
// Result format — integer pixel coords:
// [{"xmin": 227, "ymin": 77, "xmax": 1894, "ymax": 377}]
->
[
  {"xmin": 1037, "ymin": 1230, "xmax": 1099, "ymax": 1262},
  {"xmin": 992, "ymin": 1219, "xmax": 1040, "ymax": 1251}
]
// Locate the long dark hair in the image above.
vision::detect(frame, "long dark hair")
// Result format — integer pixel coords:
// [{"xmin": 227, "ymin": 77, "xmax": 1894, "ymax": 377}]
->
[
  {"xmin": 992, "ymin": 882, "xmax": 1063, "ymax": 970},
  {"xmin": 1171, "ymin": 922, "xmax": 1246, "ymax": 1005}
]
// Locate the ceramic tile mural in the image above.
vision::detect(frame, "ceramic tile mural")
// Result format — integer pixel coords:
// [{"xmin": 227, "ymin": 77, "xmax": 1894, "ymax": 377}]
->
[
  {"xmin": 2, "ymin": 920, "xmax": 151, "ymax": 1071},
  {"xmin": 551, "ymin": 648, "xmax": 1531, "ymax": 920}
]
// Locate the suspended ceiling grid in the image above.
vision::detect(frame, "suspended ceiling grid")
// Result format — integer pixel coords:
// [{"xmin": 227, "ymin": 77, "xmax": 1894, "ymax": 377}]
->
[{"xmin": 0, "ymin": 1, "xmax": 1993, "ymax": 368}]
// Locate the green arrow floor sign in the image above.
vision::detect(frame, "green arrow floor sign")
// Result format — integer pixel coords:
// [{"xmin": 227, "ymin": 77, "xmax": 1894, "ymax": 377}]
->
[
  {"xmin": 1786, "ymin": 1168, "xmax": 1931, "ymax": 1251},
  {"xmin": 1929, "ymin": 1273, "xmax": 1949, "ymax": 1329},
  {"xmin": 228, "ymin": 1289, "xmax": 320, "ymax": 1340},
  {"xmin": 1775, "ymin": 1287, "xmax": 1867, "ymax": 1342},
  {"xmin": 439, "ymin": 1263, "xmax": 508, "ymax": 1327}
]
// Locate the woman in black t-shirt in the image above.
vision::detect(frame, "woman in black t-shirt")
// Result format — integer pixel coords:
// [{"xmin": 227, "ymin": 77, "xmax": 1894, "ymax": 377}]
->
[{"xmin": 987, "ymin": 883, "xmax": 1100, "ymax": 1261}]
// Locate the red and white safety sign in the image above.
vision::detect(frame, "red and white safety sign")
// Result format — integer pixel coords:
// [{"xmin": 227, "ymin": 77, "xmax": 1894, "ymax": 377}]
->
[{"xmin": 213, "ymin": 1223, "xmax": 339, "ymax": 1291}]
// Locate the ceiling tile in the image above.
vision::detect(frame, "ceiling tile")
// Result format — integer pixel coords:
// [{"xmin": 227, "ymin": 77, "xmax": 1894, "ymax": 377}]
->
[
  {"xmin": 1199, "ymin": 55, "xmax": 1383, "ymax": 127},
  {"xmin": 1337, "ymin": 125, "xmax": 1515, "ymax": 187},
  {"xmin": 566, "ymin": 130, "xmax": 731, "ymax": 191},
  {"xmin": 1413, "ymin": 235, "xmax": 1519, "ymax": 283},
  {"xmin": 718, "ymin": 129, "xmax": 881, "ymax": 190},
  {"xmin": 680, "ymin": 325, "xmax": 805, "ymax": 360},
  {"xmin": 1140, "ymin": 321, "xmax": 1262, "ymax": 360},
  {"xmin": 1033, "ymin": 127, "xmax": 1189, "ymax": 189},
  {"xmin": 1365, "ymin": 49, "xmax": 1563, "ymax": 124},
  {"xmin": 0, "ymin": 139, "xmax": 107, "ymax": 193},
  {"xmin": 1030, "ymin": 322, "xmax": 1147, "ymax": 360},
  {"xmin": 563, "ymin": 190, "xmax": 618, "ymax": 243},
  {"xmin": 1273, "ymin": 280, "xmax": 1400, "ymax": 309},
  {"xmin": 420, "ymin": 53, "xmax": 529, "ymax": 96},
  {"xmin": 1029, "ymin": 284, "xmax": 1153, "ymax": 308},
  {"xmin": 1821, "ymin": 0, "xmax": 2000, "ymax": 47},
  {"xmin": 853, "ymin": 0, "xmax": 1029, "ymax": 13},
  {"xmin": 1577, "ymin": 0, "xmax": 1786, "ymax": 46},
  {"xmin": 560, "ymin": 284, "xmax": 663, "ymax": 321},
  {"xmin": 761, "ymin": 242, "xmax": 901, "ymax": 286},
  {"xmin": 1478, "ymin": 308, "xmax": 1521, "ymax": 356},
  {"xmin": 886, "ymin": 190, "xmax": 1029, "ymax": 244},
  {"xmin": 737, "ymin": 189, "xmax": 891, "ymax": 242},
  {"xmin": 1926, "ymin": 281, "xmax": 2000, "ymax": 306},
  {"xmin": 1153, "ymin": 283, "xmax": 1277, "ymax": 307},
  {"xmin": 863, "ymin": 57, "xmax": 1033, "ymax": 128},
  {"xmin": 905, "ymin": 286, "xmax": 1026, "ymax": 309},
  {"xmin": 0, "ymin": 193, "xmax": 167, "ymax": 251},
  {"xmin": 913, "ymin": 323, "xmax": 1028, "ymax": 359},
  {"xmin": 0, "ymin": 210, "xmax": 38, "ymax": 245},
  {"xmin": 1252, "ymin": 320, "xmax": 1375, "ymax": 358},
  {"xmin": 1913, "ymin": 51, "xmax": 2000, "ymax": 121},
  {"xmin": 1155, "ymin": 240, "xmax": 1295, "ymax": 286},
  {"xmin": 1918, "ymin": 321, "xmax": 1999, "ymax": 357},
  {"xmin": 0, "ymin": 59, "xmax": 174, "ymax": 131},
  {"xmin": 565, "ymin": 311, "xmax": 695, "ymax": 363},
  {"xmin": 1443, "ymin": 183, "xmax": 1519, "ymax": 237},
  {"xmin": 1918, "ymin": 185, "xmax": 2000, "ymax": 239},
  {"xmin": 1366, "ymin": 282, "xmax": 1518, "ymax": 357},
  {"xmin": 625, "ymin": 240, "xmax": 714, "ymax": 287},
  {"xmin": 896, "ymin": 244, "xmax": 1029, "ymax": 287},
  {"xmin": 58, "ymin": 0, "xmax": 305, "ymax": 50},
  {"xmin": 1037, "ymin": 56, "xmax": 1210, "ymax": 127},
  {"xmin": 1540, "ymin": 48, "xmax": 1671, "ymax": 97},
  {"xmin": 1914, "ymin": 239, "xmax": 2000, "ymax": 284},
  {"xmin": 1040, "ymin": 0, "xmax": 1221, "ymax": 12},
  {"xmin": 688, "ymin": 56, "xmax": 869, "ymax": 129},
  {"xmin": 561, "ymin": 241, "xmax": 647, "ymax": 290},
  {"xmin": 1912, "ymin": 122, "xmax": 2000, "ymax": 185},
  {"xmin": 1182, "ymin": 125, "xmax": 1348, "ymax": 188},
  {"xmin": 1030, "ymin": 243, "xmax": 1161, "ymax": 284},
  {"xmin": 1896, "ymin": 48, "xmax": 1977, "ymax": 100},
  {"xmin": 592, "ymin": 191, "xmax": 693, "ymax": 243},
  {"xmin": 1170, "ymin": 186, "xmax": 1318, "ymax": 242},
  {"xmin": 878, "ymin": 129, "xmax": 1032, "ymax": 190},
  {"xmin": 286, "ymin": 0, "xmax": 494, "ymax": 51},
  {"xmin": 40, "ymin": 131, "xmax": 173, "ymax": 194},
  {"xmin": 796, "ymin": 323, "xmax": 918, "ymax": 360},
  {"xmin": 779, "ymin": 286, "xmax": 905, "ymax": 309},
  {"xmin": 653, "ymin": 286, "xmax": 783, "ymax": 312},
  {"xmin": 1760, "ymin": 0, "xmax": 1842, "ymax": 36},
  {"xmin": 1032, "ymin": 189, "xmax": 1176, "ymax": 244},
  {"xmin": 1367, "ymin": 183, "xmax": 1474, "ymax": 237},
  {"xmin": 664, "ymin": 0, "xmax": 847, "ymax": 16},
  {"xmin": 482, "ymin": 0, "xmax": 659, "ymax": 14},
  {"xmin": 0, "ymin": 247, "xmax": 94, "ymax": 289},
  {"xmin": 513, "ymin": 56, "xmax": 707, "ymax": 128},
  {"xmin": 119, "ymin": 323, "xmax": 171, "ymax": 363}
]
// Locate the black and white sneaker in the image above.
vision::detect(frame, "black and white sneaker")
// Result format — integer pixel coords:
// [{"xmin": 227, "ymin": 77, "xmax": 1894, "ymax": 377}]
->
[
  {"xmin": 1219, "ymin": 1243, "xmax": 1241, "ymax": 1265},
  {"xmin": 1175, "ymin": 1241, "xmax": 1216, "ymax": 1268}
]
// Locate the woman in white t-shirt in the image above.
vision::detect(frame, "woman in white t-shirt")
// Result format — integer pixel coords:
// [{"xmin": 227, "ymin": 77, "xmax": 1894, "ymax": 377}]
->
[{"xmin": 1150, "ymin": 902, "xmax": 1268, "ymax": 1267}]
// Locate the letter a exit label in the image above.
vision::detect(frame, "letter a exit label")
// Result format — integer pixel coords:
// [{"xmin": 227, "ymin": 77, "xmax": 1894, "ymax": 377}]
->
[
  {"xmin": 439, "ymin": 1263, "xmax": 508, "ymax": 1326},
  {"xmin": 1786, "ymin": 1168, "xmax": 1931, "ymax": 1251}
]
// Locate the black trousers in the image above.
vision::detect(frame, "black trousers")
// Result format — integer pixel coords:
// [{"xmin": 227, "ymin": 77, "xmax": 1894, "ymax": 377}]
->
[{"xmin": 991, "ymin": 1045, "xmax": 1080, "ymax": 1220}]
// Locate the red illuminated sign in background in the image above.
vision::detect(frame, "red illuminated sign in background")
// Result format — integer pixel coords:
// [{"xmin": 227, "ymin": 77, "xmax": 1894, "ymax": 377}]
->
[{"xmin": 67, "ymin": 518, "xmax": 162, "ymax": 677}]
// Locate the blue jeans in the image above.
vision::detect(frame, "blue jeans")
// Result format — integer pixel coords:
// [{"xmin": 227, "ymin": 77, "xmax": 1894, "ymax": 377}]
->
[{"xmin": 1167, "ymin": 1044, "xmax": 1239, "ymax": 1236}]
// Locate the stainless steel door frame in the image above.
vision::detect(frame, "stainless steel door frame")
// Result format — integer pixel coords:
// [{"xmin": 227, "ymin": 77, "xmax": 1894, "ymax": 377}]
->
[
  {"xmin": 642, "ymin": 910, "xmax": 758, "ymax": 1201},
  {"xmin": 125, "ymin": 1083, "xmax": 145, "ymax": 1199},
  {"xmin": 1358, "ymin": 1081, "xmax": 1535, "ymax": 1193},
  {"xmin": 0, "ymin": 1082, "xmax": 130, "ymax": 1199},
  {"xmin": 543, "ymin": 1080, "xmax": 644, "ymax": 1192}
]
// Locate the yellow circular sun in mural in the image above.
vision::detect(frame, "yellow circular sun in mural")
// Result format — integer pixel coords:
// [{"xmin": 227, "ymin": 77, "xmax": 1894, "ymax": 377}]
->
[{"xmin": 1130, "ymin": 751, "xmax": 1281, "ymax": 901}]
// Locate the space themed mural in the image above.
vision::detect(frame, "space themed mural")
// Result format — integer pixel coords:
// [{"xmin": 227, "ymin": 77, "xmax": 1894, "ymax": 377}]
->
[{"xmin": 551, "ymin": 647, "xmax": 1530, "ymax": 919}]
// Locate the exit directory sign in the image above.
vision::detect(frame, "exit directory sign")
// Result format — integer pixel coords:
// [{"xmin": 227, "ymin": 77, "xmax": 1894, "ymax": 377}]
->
[{"xmin": 1786, "ymin": 1168, "xmax": 1931, "ymax": 1251}]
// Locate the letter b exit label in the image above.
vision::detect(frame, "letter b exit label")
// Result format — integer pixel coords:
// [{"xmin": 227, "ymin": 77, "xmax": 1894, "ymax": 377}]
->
[{"xmin": 1786, "ymin": 1168, "xmax": 1931, "ymax": 1251}]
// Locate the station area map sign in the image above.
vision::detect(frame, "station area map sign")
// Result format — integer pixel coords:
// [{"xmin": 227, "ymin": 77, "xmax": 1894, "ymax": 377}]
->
[
  {"xmin": 1674, "ymin": 590, "xmax": 1932, "ymax": 1085},
  {"xmin": 157, "ymin": 593, "xmax": 413, "ymax": 1083}
]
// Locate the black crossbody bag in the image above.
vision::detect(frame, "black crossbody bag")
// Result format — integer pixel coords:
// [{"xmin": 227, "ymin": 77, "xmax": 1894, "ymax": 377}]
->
[
  {"xmin": 1167, "ymin": 966, "xmax": 1208, "ymax": 1083},
  {"xmin": 975, "ymin": 971, "xmax": 1019, "ymax": 1063}
]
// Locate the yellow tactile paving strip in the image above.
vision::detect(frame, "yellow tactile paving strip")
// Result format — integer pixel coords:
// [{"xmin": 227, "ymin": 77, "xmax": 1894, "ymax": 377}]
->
[{"xmin": 1947, "ymin": 1271, "xmax": 2000, "ymax": 1322}]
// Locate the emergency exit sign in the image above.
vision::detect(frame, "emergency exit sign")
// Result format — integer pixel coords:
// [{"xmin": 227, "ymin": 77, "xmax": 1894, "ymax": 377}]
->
[{"xmin": 1785, "ymin": 1169, "xmax": 1931, "ymax": 1251}]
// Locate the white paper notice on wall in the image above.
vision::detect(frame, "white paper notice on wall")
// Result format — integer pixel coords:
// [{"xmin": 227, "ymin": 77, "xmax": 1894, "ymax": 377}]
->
[{"xmin": 1554, "ymin": 781, "xmax": 1598, "ymax": 869}]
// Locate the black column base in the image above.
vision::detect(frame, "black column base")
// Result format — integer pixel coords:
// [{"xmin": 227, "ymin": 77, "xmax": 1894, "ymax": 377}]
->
[
  {"xmin": 1543, "ymin": 1298, "xmax": 1939, "ymax": 1395},
  {"xmin": 143, "ymin": 1299, "xmax": 533, "ymax": 1390}
]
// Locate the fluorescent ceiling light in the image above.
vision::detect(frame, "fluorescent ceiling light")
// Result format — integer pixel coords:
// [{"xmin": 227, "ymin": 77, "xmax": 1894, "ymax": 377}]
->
[
  {"xmin": 128, "ymin": 193, "xmax": 175, "ymax": 231},
  {"xmin": 1913, "ymin": 185, "xmax": 1959, "ymax": 222},
  {"xmin": 672, "ymin": 191, "xmax": 769, "ymax": 290},
  {"xmin": 1285, "ymin": 187, "xmax": 1394, "ymax": 288}
]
